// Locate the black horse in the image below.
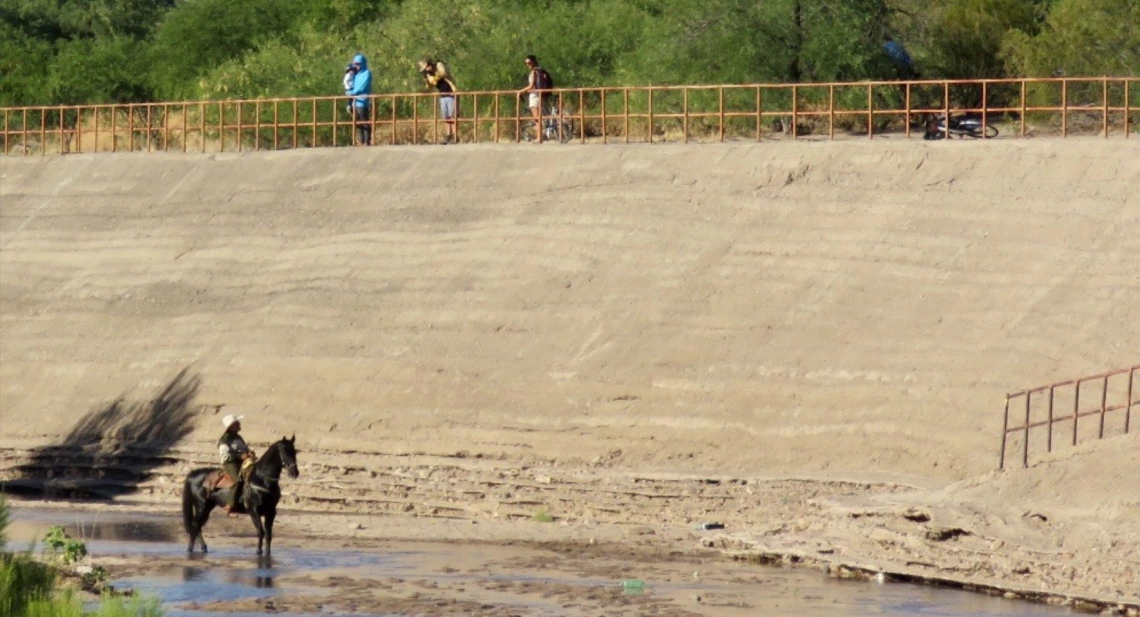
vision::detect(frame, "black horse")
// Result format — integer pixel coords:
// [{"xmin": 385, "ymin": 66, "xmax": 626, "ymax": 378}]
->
[{"xmin": 182, "ymin": 435, "xmax": 299, "ymax": 555}]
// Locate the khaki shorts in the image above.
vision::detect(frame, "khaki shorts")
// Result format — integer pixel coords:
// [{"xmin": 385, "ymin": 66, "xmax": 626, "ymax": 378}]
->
[{"xmin": 528, "ymin": 93, "xmax": 542, "ymax": 110}]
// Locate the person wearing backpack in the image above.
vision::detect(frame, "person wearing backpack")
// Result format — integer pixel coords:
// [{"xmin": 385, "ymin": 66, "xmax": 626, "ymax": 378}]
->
[
  {"xmin": 418, "ymin": 58, "xmax": 459, "ymax": 144},
  {"xmin": 518, "ymin": 55, "xmax": 553, "ymax": 143}
]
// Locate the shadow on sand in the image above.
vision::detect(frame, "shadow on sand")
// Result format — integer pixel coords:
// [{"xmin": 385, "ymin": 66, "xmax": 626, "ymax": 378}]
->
[{"xmin": 3, "ymin": 368, "xmax": 203, "ymax": 501}]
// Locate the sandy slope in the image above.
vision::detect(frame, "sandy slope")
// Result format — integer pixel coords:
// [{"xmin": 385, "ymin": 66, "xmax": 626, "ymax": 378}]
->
[
  {"xmin": 2, "ymin": 139, "xmax": 1139, "ymax": 607},
  {"xmin": 2, "ymin": 140, "xmax": 1137, "ymax": 477}
]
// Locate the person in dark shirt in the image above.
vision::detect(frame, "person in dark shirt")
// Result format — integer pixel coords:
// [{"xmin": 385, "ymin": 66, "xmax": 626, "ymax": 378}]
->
[{"xmin": 419, "ymin": 58, "xmax": 459, "ymax": 144}]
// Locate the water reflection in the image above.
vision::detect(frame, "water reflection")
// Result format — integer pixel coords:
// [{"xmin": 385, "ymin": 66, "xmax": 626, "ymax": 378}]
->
[
  {"xmin": 8, "ymin": 508, "xmax": 1091, "ymax": 617},
  {"xmin": 73, "ymin": 520, "xmax": 177, "ymax": 543}
]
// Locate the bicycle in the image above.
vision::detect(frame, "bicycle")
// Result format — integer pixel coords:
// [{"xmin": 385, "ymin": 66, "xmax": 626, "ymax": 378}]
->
[
  {"xmin": 922, "ymin": 113, "xmax": 999, "ymax": 140},
  {"xmin": 520, "ymin": 97, "xmax": 575, "ymax": 143}
]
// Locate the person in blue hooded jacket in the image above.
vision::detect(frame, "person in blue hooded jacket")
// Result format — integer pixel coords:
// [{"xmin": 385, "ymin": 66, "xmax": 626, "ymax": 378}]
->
[{"xmin": 345, "ymin": 53, "xmax": 373, "ymax": 146}]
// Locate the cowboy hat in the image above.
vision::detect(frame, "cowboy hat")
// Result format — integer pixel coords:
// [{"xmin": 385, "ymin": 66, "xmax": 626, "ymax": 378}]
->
[{"xmin": 222, "ymin": 414, "xmax": 244, "ymax": 430}]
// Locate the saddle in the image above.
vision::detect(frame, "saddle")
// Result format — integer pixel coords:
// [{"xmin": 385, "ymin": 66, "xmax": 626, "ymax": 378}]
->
[
  {"xmin": 203, "ymin": 469, "xmax": 236, "ymax": 492},
  {"xmin": 203, "ymin": 454, "xmax": 257, "ymax": 494}
]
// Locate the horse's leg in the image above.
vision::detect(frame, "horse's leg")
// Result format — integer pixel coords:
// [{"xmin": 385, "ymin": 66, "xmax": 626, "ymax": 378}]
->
[
  {"xmin": 248, "ymin": 507, "xmax": 267, "ymax": 555},
  {"xmin": 183, "ymin": 479, "xmax": 199, "ymax": 553},
  {"xmin": 263, "ymin": 505, "xmax": 277, "ymax": 556},
  {"xmin": 195, "ymin": 497, "xmax": 216, "ymax": 553}
]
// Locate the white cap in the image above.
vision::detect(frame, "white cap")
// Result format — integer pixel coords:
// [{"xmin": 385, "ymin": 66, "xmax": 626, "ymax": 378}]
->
[{"xmin": 221, "ymin": 414, "xmax": 244, "ymax": 430}]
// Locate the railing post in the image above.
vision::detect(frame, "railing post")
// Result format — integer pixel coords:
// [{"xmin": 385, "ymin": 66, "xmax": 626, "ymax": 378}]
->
[
  {"xmin": 393, "ymin": 95, "xmax": 399, "ymax": 145},
  {"xmin": 414, "ymin": 95, "xmax": 424, "ymax": 145},
  {"xmin": 92, "ymin": 107, "xmax": 99, "ymax": 153},
  {"xmin": 58, "ymin": 106, "xmax": 65, "ymax": 154},
  {"xmin": 472, "ymin": 93, "xmax": 478, "ymax": 143},
  {"xmin": 514, "ymin": 93, "xmax": 521, "ymax": 143},
  {"xmin": 493, "ymin": 94, "xmax": 500, "ymax": 144},
  {"xmin": 254, "ymin": 101, "xmax": 260, "ymax": 150},
  {"xmin": 791, "ymin": 85, "xmax": 798, "ymax": 138},
  {"xmin": 292, "ymin": 101, "xmax": 298, "ymax": 149},
  {"xmin": 1000, "ymin": 395, "xmax": 1010, "ymax": 470},
  {"xmin": 111, "ymin": 106, "xmax": 118, "ymax": 153},
  {"xmin": 1047, "ymin": 386, "xmax": 1055, "ymax": 453},
  {"xmin": 200, "ymin": 102, "xmax": 206, "ymax": 153},
  {"xmin": 578, "ymin": 89, "xmax": 585, "ymax": 143},
  {"xmin": 1072, "ymin": 379, "xmax": 1081, "ymax": 446},
  {"xmin": 1099, "ymin": 375, "xmax": 1109, "ymax": 439},
  {"xmin": 1126, "ymin": 80, "xmax": 1132, "ymax": 138},
  {"xmin": 756, "ymin": 86, "xmax": 762, "ymax": 141},
  {"xmin": 128, "ymin": 105, "xmax": 136, "ymax": 152},
  {"xmin": 310, "ymin": 99, "xmax": 317, "ymax": 147},
  {"xmin": 1020, "ymin": 80, "xmax": 1027, "ymax": 137},
  {"xmin": 1022, "ymin": 391, "xmax": 1031, "ymax": 468},
  {"xmin": 866, "ymin": 83, "xmax": 873, "ymax": 138},
  {"xmin": 601, "ymin": 88, "xmax": 608, "ymax": 144},
  {"xmin": 982, "ymin": 81, "xmax": 988, "ymax": 138},
  {"xmin": 648, "ymin": 87, "xmax": 654, "ymax": 144},
  {"xmin": 829, "ymin": 84, "xmax": 835, "ymax": 140},
  {"xmin": 623, "ymin": 88, "xmax": 630, "ymax": 143},
  {"xmin": 75, "ymin": 107, "xmax": 82, "ymax": 154},
  {"xmin": 1102, "ymin": 78, "xmax": 1109, "ymax": 138},
  {"xmin": 1127, "ymin": 366, "xmax": 1134, "ymax": 434},
  {"xmin": 718, "ymin": 86, "xmax": 725, "ymax": 142},
  {"xmin": 942, "ymin": 82, "xmax": 950, "ymax": 140},
  {"xmin": 272, "ymin": 101, "xmax": 279, "ymax": 150},
  {"xmin": 22, "ymin": 109, "xmax": 28, "ymax": 155},
  {"xmin": 218, "ymin": 102, "xmax": 225, "ymax": 152},
  {"xmin": 905, "ymin": 82, "xmax": 911, "ymax": 138},
  {"xmin": 333, "ymin": 99, "xmax": 339, "ymax": 147},
  {"xmin": 1061, "ymin": 79, "xmax": 1068, "ymax": 138},
  {"xmin": 683, "ymin": 88, "xmax": 689, "ymax": 143},
  {"xmin": 370, "ymin": 97, "xmax": 376, "ymax": 146}
]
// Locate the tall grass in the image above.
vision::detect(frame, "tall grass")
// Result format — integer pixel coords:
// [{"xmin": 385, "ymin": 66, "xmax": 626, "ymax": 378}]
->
[{"xmin": 0, "ymin": 496, "xmax": 163, "ymax": 617}]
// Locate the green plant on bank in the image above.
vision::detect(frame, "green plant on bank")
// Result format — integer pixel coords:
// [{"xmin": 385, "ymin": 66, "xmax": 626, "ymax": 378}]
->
[
  {"xmin": 43, "ymin": 526, "xmax": 88, "ymax": 565},
  {"xmin": 22, "ymin": 591, "xmax": 163, "ymax": 617},
  {"xmin": 532, "ymin": 508, "xmax": 554, "ymax": 523},
  {"xmin": 0, "ymin": 495, "xmax": 8, "ymax": 551},
  {"xmin": 0, "ymin": 497, "xmax": 163, "ymax": 617}
]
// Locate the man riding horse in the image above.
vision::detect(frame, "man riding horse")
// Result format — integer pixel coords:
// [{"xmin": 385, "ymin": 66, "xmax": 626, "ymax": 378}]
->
[{"xmin": 218, "ymin": 414, "xmax": 254, "ymax": 516}]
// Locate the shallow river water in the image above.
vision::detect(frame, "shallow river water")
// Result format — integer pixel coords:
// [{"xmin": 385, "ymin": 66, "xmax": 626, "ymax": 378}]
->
[{"xmin": 7, "ymin": 508, "xmax": 1077, "ymax": 617}]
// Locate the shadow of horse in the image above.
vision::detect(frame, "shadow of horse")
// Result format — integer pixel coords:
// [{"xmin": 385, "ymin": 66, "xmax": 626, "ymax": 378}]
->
[
  {"xmin": 182, "ymin": 436, "xmax": 299, "ymax": 556},
  {"xmin": 4, "ymin": 368, "xmax": 202, "ymax": 501}
]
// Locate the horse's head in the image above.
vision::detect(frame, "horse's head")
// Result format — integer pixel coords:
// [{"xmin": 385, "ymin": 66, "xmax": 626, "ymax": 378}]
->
[{"xmin": 278, "ymin": 434, "xmax": 300, "ymax": 479}]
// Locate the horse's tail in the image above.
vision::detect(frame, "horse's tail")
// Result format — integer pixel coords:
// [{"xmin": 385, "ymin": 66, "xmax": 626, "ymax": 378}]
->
[{"xmin": 182, "ymin": 476, "xmax": 196, "ymax": 537}]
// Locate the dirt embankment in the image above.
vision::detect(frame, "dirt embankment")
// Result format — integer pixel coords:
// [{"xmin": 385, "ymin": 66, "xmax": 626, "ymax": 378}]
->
[{"xmin": 2, "ymin": 139, "xmax": 1138, "ymax": 608}]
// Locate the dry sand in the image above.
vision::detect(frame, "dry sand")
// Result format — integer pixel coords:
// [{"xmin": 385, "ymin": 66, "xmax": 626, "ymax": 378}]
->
[{"xmin": 1, "ymin": 138, "xmax": 1138, "ymax": 612}]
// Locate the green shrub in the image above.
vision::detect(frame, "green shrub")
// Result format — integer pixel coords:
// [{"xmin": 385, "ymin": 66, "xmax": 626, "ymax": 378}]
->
[{"xmin": 43, "ymin": 526, "xmax": 88, "ymax": 565}]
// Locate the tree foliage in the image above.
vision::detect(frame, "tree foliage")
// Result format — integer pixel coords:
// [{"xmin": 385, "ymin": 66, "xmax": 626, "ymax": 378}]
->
[
  {"xmin": 0, "ymin": 0, "xmax": 1134, "ymax": 107},
  {"xmin": 1002, "ymin": 0, "xmax": 1140, "ymax": 77}
]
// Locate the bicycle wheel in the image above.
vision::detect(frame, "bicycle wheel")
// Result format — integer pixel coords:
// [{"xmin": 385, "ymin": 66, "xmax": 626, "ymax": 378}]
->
[{"xmin": 962, "ymin": 123, "xmax": 998, "ymax": 139}]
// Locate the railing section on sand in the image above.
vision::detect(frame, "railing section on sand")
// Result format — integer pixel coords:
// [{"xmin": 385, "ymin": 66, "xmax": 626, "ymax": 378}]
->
[
  {"xmin": 1000, "ymin": 365, "xmax": 1139, "ymax": 470},
  {"xmin": 2, "ymin": 77, "xmax": 1138, "ymax": 156}
]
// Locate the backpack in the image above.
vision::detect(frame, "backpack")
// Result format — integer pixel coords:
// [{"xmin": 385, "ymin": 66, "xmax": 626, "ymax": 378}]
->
[{"xmin": 534, "ymin": 67, "xmax": 554, "ymax": 91}]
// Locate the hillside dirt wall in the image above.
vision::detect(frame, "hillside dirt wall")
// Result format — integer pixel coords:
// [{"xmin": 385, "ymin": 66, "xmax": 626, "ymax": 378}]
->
[{"xmin": 2, "ymin": 139, "xmax": 1138, "ymax": 609}]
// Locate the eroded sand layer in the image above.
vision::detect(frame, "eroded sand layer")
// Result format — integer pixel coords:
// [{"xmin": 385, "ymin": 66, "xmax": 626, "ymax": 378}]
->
[{"xmin": 2, "ymin": 139, "xmax": 1138, "ymax": 607}]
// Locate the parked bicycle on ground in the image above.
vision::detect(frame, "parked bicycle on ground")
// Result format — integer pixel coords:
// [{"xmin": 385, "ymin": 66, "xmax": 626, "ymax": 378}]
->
[{"xmin": 923, "ymin": 113, "xmax": 999, "ymax": 140}]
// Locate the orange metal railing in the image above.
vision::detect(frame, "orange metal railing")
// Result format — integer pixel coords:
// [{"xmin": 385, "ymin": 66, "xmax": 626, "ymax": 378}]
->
[
  {"xmin": 2, "ymin": 77, "xmax": 1136, "ymax": 156},
  {"xmin": 1000, "ymin": 365, "xmax": 1139, "ymax": 470}
]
